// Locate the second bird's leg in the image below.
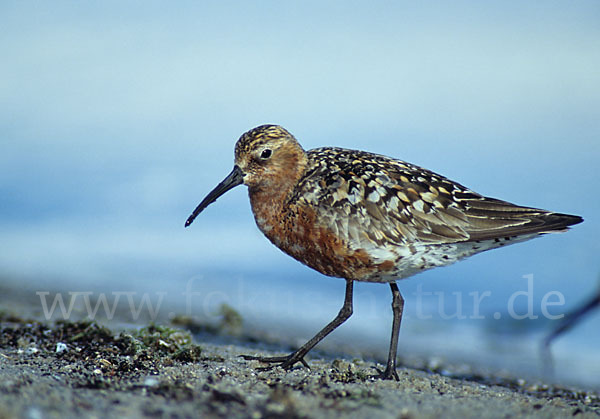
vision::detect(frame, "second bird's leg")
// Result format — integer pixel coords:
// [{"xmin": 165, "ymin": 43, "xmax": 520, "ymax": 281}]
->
[
  {"xmin": 242, "ymin": 279, "xmax": 354, "ymax": 371},
  {"xmin": 380, "ymin": 282, "xmax": 404, "ymax": 380}
]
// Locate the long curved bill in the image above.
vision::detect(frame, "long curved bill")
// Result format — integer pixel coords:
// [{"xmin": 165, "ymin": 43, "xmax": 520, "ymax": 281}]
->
[{"xmin": 185, "ymin": 165, "xmax": 244, "ymax": 227}]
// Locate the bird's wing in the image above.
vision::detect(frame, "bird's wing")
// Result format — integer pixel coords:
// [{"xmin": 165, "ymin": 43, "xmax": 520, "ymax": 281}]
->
[{"xmin": 294, "ymin": 148, "xmax": 581, "ymax": 249}]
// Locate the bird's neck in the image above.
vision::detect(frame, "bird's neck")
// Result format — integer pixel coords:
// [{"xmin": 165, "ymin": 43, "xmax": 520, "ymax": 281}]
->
[{"xmin": 248, "ymin": 150, "xmax": 308, "ymax": 235}]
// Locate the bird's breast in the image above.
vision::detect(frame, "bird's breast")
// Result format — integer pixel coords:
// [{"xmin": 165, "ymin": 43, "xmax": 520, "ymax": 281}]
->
[{"xmin": 249, "ymin": 189, "xmax": 398, "ymax": 281}]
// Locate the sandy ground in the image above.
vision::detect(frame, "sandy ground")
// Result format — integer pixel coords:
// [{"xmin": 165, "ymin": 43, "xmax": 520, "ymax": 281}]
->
[{"xmin": 0, "ymin": 306, "xmax": 598, "ymax": 419}]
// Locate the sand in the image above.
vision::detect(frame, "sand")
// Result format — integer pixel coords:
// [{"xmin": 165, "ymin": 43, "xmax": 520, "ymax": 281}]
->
[{"xmin": 0, "ymin": 310, "xmax": 598, "ymax": 419}]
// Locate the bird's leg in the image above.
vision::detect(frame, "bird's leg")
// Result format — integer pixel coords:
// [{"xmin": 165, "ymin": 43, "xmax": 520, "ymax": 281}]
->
[
  {"xmin": 380, "ymin": 282, "xmax": 403, "ymax": 380},
  {"xmin": 540, "ymin": 287, "xmax": 600, "ymax": 376},
  {"xmin": 242, "ymin": 279, "xmax": 354, "ymax": 371}
]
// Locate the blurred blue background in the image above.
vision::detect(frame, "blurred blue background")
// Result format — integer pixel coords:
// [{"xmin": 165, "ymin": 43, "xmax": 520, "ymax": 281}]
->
[{"xmin": 1, "ymin": 1, "xmax": 599, "ymax": 386}]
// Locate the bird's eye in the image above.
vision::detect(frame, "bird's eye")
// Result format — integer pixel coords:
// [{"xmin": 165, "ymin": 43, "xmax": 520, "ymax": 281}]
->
[{"xmin": 260, "ymin": 149, "xmax": 272, "ymax": 159}]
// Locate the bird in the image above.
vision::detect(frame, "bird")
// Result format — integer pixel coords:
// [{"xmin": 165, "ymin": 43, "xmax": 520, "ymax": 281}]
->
[{"xmin": 185, "ymin": 124, "xmax": 583, "ymax": 380}]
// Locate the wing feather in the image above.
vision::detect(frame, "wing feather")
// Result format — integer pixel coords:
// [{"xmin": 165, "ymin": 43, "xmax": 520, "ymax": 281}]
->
[{"xmin": 292, "ymin": 148, "xmax": 582, "ymax": 250}]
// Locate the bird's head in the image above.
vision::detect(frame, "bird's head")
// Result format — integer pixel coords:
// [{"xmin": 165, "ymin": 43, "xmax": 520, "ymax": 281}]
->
[{"xmin": 185, "ymin": 124, "xmax": 306, "ymax": 227}]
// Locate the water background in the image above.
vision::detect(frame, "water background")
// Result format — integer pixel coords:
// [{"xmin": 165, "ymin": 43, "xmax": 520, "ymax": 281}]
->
[{"xmin": 1, "ymin": 1, "xmax": 599, "ymax": 388}]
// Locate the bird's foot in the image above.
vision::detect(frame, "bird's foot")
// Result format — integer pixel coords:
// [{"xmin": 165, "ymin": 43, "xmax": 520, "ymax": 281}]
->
[
  {"xmin": 240, "ymin": 352, "xmax": 310, "ymax": 371},
  {"xmin": 374, "ymin": 365, "xmax": 400, "ymax": 381}
]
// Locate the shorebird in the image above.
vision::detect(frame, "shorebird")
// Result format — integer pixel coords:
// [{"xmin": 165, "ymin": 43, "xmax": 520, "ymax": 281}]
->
[{"xmin": 185, "ymin": 124, "xmax": 583, "ymax": 380}]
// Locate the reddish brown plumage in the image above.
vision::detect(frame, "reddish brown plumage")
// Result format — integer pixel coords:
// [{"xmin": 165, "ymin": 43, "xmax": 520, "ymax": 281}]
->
[
  {"xmin": 227, "ymin": 125, "xmax": 582, "ymax": 283},
  {"xmin": 185, "ymin": 124, "xmax": 583, "ymax": 380}
]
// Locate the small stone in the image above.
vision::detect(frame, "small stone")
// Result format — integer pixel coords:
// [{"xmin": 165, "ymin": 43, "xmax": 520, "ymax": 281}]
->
[
  {"xmin": 143, "ymin": 377, "xmax": 159, "ymax": 387},
  {"xmin": 98, "ymin": 359, "xmax": 112, "ymax": 368},
  {"xmin": 26, "ymin": 347, "xmax": 39, "ymax": 355}
]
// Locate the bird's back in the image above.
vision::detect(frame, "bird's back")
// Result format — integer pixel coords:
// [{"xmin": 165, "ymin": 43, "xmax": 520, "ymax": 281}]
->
[{"xmin": 279, "ymin": 147, "xmax": 582, "ymax": 282}]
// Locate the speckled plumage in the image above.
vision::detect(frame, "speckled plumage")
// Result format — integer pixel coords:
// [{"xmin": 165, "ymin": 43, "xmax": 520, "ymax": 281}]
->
[
  {"xmin": 185, "ymin": 124, "xmax": 583, "ymax": 380},
  {"xmin": 227, "ymin": 125, "xmax": 582, "ymax": 282}
]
